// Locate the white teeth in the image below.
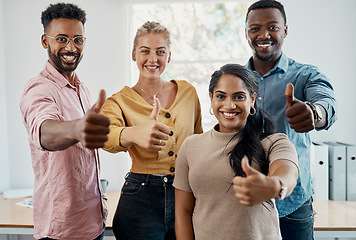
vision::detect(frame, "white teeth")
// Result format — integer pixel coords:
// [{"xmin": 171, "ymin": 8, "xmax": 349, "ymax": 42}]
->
[
  {"xmin": 223, "ymin": 112, "xmax": 237, "ymax": 117},
  {"xmin": 63, "ymin": 55, "xmax": 75, "ymax": 60},
  {"xmin": 146, "ymin": 66, "xmax": 158, "ymax": 70},
  {"xmin": 257, "ymin": 43, "xmax": 271, "ymax": 48}
]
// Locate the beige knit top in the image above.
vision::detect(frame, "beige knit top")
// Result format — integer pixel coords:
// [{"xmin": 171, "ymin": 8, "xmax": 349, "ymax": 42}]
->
[{"xmin": 173, "ymin": 127, "xmax": 298, "ymax": 240}]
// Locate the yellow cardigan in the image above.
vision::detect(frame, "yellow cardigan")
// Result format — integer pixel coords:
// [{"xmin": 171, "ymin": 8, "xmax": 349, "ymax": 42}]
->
[{"xmin": 102, "ymin": 80, "xmax": 203, "ymax": 175}]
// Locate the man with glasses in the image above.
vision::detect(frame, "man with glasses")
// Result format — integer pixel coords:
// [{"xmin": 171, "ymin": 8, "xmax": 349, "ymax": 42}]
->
[{"xmin": 20, "ymin": 3, "xmax": 110, "ymax": 240}]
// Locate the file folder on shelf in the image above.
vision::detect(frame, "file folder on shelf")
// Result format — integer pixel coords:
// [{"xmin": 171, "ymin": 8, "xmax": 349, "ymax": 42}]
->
[
  {"xmin": 338, "ymin": 142, "xmax": 356, "ymax": 201},
  {"xmin": 310, "ymin": 142, "xmax": 329, "ymax": 201},
  {"xmin": 324, "ymin": 142, "xmax": 346, "ymax": 201}
]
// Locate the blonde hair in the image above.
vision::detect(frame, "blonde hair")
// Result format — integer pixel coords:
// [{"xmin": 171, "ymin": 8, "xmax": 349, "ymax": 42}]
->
[{"xmin": 133, "ymin": 21, "xmax": 171, "ymax": 51}]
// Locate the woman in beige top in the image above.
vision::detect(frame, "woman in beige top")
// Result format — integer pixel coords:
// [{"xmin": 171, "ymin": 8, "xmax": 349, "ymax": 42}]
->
[
  {"xmin": 174, "ymin": 64, "xmax": 299, "ymax": 240},
  {"xmin": 102, "ymin": 21, "xmax": 202, "ymax": 239}
]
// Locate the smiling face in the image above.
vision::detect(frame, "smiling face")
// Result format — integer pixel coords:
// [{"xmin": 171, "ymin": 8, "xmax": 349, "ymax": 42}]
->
[
  {"xmin": 246, "ymin": 8, "xmax": 287, "ymax": 63},
  {"xmin": 41, "ymin": 18, "xmax": 84, "ymax": 74},
  {"xmin": 210, "ymin": 74, "xmax": 256, "ymax": 133},
  {"xmin": 132, "ymin": 33, "xmax": 171, "ymax": 81}
]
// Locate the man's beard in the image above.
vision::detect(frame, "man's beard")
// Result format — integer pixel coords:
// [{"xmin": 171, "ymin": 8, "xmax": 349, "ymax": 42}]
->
[
  {"xmin": 48, "ymin": 45, "xmax": 82, "ymax": 73},
  {"xmin": 252, "ymin": 40, "xmax": 276, "ymax": 62},
  {"xmin": 255, "ymin": 51, "xmax": 274, "ymax": 62}
]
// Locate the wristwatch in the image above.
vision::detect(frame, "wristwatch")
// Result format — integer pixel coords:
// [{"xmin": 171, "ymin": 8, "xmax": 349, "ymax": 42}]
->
[
  {"xmin": 314, "ymin": 105, "xmax": 323, "ymax": 123},
  {"xmin": 275, "ymin": 178, "xmax": 288, "ymax": 200},
  {"xmin": 305, "ymin": 102, "xmax": 322, "ymax": 123}
]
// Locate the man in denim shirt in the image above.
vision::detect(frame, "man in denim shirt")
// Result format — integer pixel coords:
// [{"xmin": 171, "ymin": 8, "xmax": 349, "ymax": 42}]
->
[{"xmin": 245, "ymin": 0, "xmax": 337, "ymax": 239}]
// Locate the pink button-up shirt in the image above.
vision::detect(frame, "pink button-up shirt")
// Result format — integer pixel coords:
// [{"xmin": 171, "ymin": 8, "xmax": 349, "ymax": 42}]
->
[{"xmin": 20, "ymin": 61, "xmax": 107, "ymax": 240}]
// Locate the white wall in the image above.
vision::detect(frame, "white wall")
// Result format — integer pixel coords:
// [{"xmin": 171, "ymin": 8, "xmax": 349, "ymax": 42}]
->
[
  {"xmin": 2, "ymin": 0, "xmax": 131, "ymax": 192},
  {"xmin": 1, "ymin": 0, "xmax": 356, "ymax": 191},
  {"xmin": 0, "ymin": 0, "xmax": 10, "ymax": 194},
  {"xmin": 282, "ymin": 0, "xmax": 356, "ymax": 144}
]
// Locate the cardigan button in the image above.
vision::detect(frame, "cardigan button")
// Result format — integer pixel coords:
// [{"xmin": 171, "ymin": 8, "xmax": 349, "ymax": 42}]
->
[
  {"xmin": 168, "ymin": 151, "xmax": 174, "ymax": 156},
  {"xmin": 165, "ymin": 113, "xmax": 171, "ymax": 118},
  {"xmin": 170, "ymin": 167, "xmax": 175, "ymax": 173},
  {"xmin": 169, "ymin": 131, "xmax": 173, "ymax": 136}
]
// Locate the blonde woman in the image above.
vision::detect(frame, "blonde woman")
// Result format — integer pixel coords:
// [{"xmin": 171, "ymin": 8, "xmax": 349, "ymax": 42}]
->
[{"xmin": 102, "ymin": 21, "xmax": 203, "ymax": 239}]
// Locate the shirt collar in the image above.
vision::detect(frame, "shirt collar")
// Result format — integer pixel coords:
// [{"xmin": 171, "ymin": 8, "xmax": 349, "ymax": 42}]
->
[
  {"xmin": 275, "ymin": 52, "xmax": 288, "ymax": 73},
  {"xmin": 43, "ymin": 60, "xmax": 81, "ymax": 89},
  {"xmin": 246, "ymin": 52, "xmax": 288, "ymax": 76}
]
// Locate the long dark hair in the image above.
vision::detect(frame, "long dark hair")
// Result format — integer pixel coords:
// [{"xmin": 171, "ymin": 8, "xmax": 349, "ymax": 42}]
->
[{"xmin": 209, "ymin": 64, "xmax": 275, "ymax": 176}]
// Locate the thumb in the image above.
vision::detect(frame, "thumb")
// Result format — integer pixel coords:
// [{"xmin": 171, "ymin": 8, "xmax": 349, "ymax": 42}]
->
[
  {"xmin": 149, "ymin": 96, "xmax": 161, "ymax": 121},
  {"xmin": 285, "ymin": 83, "xmax": 295, "ymax": 108},
  {"xmin": 92, "ymin": 89, "xmax": 106, "ymax": 113},
  {"xmin": 241, "ymin": 155, "xmax": 259, "ymax": 177}
]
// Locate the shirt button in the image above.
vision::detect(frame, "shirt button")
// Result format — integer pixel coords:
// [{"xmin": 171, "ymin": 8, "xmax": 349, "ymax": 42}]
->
[
  {"xmin": 163, "ymin": 177, "xmax": 168, "ymax": 183},
  {"xmin": 258, "ymin": 97, "xmax": 262, "ymax": 100},
  {"xmin": 168, "ymin": 151, "xmax": 174, "ymax": 156},
  {"xmin": 169, "ymin": 131, "xmax": 174, "ymax": 136},
  {"xmin": 165, "ymin": 113, "xmax": 171, "ymax": 118},
  {"xmin": 170, "ymin": 167, "xmax": 175, "ymax": 173},
  {"xmin": 261, "ymin": 77, "xmax": 264, "ymax": 80}
]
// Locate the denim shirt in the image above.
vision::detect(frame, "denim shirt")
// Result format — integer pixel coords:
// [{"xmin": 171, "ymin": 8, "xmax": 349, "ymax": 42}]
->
[{"xmin": 246, "ymin": 53, "xmax": 337, "ymax": 217}]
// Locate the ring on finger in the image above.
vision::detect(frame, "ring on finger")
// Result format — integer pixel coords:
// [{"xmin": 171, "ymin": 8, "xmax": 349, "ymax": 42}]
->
[{"xmin": 159, "ymin": 139, "xmax": 162, "ymax": 145}]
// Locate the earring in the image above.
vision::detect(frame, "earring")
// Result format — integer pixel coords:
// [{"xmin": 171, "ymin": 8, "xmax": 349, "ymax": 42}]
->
[
  {"xmin": 209, "ymin": 107, "xmax": 214, "ymax": 115},
  {"xmin": 249, "ymin": 107, "xmax": 256, "ymax": 116}
]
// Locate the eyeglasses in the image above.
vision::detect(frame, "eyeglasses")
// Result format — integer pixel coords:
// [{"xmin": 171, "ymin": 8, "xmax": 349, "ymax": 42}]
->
[{"xmin": 46, "ymin": 34, "xmax": 86, "ymax": 48}]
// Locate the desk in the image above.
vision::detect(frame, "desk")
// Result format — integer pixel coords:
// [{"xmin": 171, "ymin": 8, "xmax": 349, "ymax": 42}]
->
[
  {"xmin": 1, "ymin": 192, "xmax": 356, "ymax": 238},
  {"xmin": 0, "ymin": 191, "xmax": 119, "ymax": 238},
  {"xmin": 313, "ymin": 201, "xmax": 356, "ymax": 238}
]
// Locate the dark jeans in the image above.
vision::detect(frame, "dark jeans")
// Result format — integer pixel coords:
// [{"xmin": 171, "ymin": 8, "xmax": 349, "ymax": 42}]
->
[
  {"xmin": 39, "ymin": 232, "xmax": 104, "ymax": 240},
  {"xmin": 280, "ymin": 197, "xmax": 314, "ymax": 240},
  {"xmin": 112, "ymin": 172, "xmax": 176, "ymax": 240}
]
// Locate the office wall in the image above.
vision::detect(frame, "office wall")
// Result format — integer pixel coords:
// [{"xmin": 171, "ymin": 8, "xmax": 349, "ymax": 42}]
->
[
  {"xmin": 282, "ymin": 0, "xmax": 356, "ymax": 144},
  {"xmin": 2, "ymin": 0, "xmax": 131, "ymax": 192},
  {"xmin": 0, "ymin": 0, "xmax": 10, "ymax": 194},
  {"xmin": 1, "ymin": 0, "xmax": 356, "ymax": 193}
]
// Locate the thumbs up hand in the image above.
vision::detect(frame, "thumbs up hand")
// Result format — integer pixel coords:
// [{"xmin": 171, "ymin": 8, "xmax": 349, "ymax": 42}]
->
[
  {"xmin": 232, "ymin": 156, "xmax": 278, "ymax": 206},
  {"xmin": 285, "ymin": 83, "xmax": 315, "ymax": 132},
  {"xmin": 92, "ymin": 89, "xmax": 107, "ymax": 113},
  {"xmin": 149, "ymin": 96, "xmax": 161, "ymax": 121},
  {"xmin": 285, "ymin": 83, "xmax": 295, "ymax": 108},
  {"xmin": 74, "ymin": 90, "xmax": 110, "ymax": 149},
  {"xmin": 133, "ymin": 97, "xmax": 171, "ymax": 151}
]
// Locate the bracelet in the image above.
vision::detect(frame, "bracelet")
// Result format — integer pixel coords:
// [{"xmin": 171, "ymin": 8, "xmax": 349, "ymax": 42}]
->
[{"xmin": 274, "ymin": 177, "xmax": 288, "ymax": 200}]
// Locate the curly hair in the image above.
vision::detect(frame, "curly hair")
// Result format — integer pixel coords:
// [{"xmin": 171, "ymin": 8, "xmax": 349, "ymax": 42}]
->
[
  {"xmin": 41, "ymin": 3, "xmax": 86, "ymax": 31},
  {"xmin": 209, "ymin": 64, "xmax": 276, "ymax": 176},
  {"xmin": 246, "ymin": 0, "xmax": 287, "ymax": 25}
]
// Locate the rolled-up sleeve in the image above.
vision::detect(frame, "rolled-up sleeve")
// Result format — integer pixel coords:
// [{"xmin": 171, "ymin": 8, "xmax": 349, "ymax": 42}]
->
[
  {"xmin": 20, "ymin": 80, "xmax": 62, "ymax": 150},
  {"xmin": 304, "ymin": 66, "xmax": 337, "ymax": 130}
]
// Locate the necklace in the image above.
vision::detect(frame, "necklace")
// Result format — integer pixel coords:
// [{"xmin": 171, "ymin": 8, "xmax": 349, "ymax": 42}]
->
[{"xmin": 136, "ymin": 81, "xmax": 164, "ymax": 100}]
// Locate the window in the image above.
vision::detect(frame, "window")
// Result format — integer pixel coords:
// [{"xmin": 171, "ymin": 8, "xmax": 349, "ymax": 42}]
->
[{"xmin": 129, "ymin": 1, "xmax": 252, "ymax": 130}]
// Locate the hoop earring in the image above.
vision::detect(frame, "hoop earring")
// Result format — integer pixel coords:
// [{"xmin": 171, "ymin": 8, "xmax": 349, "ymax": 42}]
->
[
  {"xmin": 209, "ymin": 107, "xmax": 214, "ymax": 115},
  {"xmin": 249, "ymin": 107, "xmax": 256, "ymax": 116}
]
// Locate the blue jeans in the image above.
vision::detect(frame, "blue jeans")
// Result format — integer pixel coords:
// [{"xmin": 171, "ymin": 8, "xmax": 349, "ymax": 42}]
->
[
  {"xmin": 112, "ymin": 172, "xmax": 176, "ymax": 240},
  {"xmin": 279, "ymin": 197, "xmax": 314, "ymax": 240}
]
